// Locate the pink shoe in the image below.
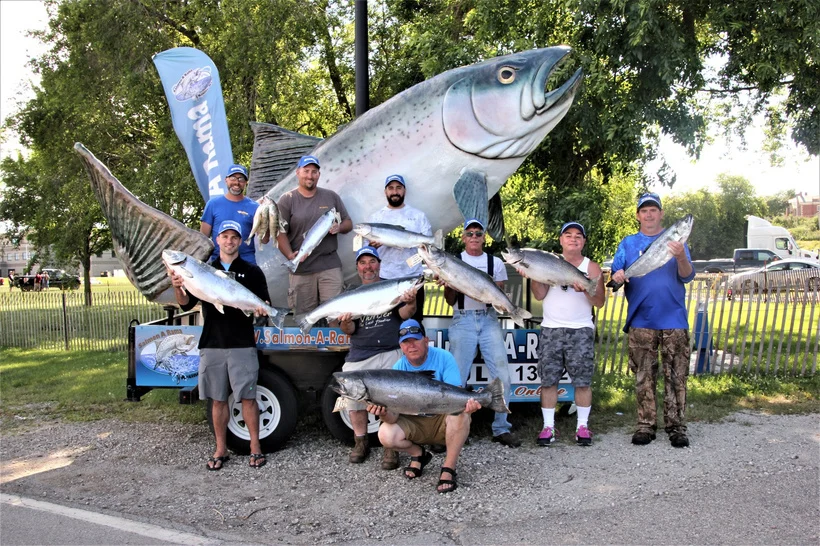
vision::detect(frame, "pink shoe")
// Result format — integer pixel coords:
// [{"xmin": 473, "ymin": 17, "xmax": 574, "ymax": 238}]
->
[
  {"xmin": 576, "ymin": 425, "xmax": 593, "ymax": 446},
  {"xmin": 537, "ymin": 426, "xmax": 557, "ymax": 446}
]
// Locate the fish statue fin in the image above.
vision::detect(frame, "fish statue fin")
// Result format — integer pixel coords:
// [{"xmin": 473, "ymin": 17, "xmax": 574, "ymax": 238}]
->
[
  {"xmin": 246, "ymin": 122, "xmax": 322, "ymax": 201},
  {"xmin": 453, "ymin": 169, "xmax": 489, "ymax": 229},
  {"xmin": 486, "ymin": 192, "xmax": 507, "ymax": 242},
  {"xmin": 74, "ymin": 143, "xmax": 214, "ymax": 303}
]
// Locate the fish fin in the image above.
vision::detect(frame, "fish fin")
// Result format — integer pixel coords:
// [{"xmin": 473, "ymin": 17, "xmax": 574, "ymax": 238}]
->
[
  {"xmin": 508, "ymin": 306, "xmax": 533, "ymax": 328},
  {"xmin": 213, "ymin": 269, "xmax": 229, "ymax": 279},
  {"xmin": 405, "ymin": 254, "xmax": 423, "ymax": 268},
  {"xmin": 433, "ymin": 229, "xmax": 444, "ymax": 249},
  {"xmin": 487, "ymin": 192, "xmax": 507, "ymax": 242},
  {"xmin": 247, "ymin": 122, "xmax": 322, "ymax": 201},
  {"xmin": 352, "ymin": 234, "xmax": 363, "ymax": 251},
  {"xmin": 177, "ymin": 266, "xmax": 194, "ymax": 279},
  {"xmin": 74, "ymin": 143, "xmax": 213, "ymax": 302},
  {"xmin": 487, "ymin": 377, "xmax": 511, "ymax": 414},
  {"xmin": 298, "ymin": 316, "xmax": 314, "ymax": 336},
  {"xmin": 588, "ymin": 275, "xmax": 600, "ymax": 297},
  {"xmin": 606, "ymin": 279, "xmax": 623, "ymax": 292},
  {"xmin": 332, "ymin": 396, "xmax": 350, "ymax": 413},
  {"xmin": 267, "ymin": 308, "xmax": 288, "ymax": 330},
  {"xmin": 242, "ymin": 310, "xmax": 253, "ymax": 317},
  {"xmin": 215, "ymin": 303, "xmax": 225, "ymax": 314},
  {"xmin": 453, "ymin": 169, "xmax": 489, "ymax": 229}
]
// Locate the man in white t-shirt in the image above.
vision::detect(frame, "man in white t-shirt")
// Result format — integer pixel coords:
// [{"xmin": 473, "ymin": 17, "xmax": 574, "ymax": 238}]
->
[
  {"xmin": 515, "ymin": 221, "xmax": 605, "ymax": 447},
  {"xmin": 367, "ymin": 174, "xmax": 431, "ymax": 323},
  {"xmin": 443, "ymin": 218, "xmax": 520, "ymax": 448}
]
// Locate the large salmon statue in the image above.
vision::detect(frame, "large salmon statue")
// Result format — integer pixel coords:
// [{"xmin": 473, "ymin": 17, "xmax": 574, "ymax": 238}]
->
[{"xmin": 75, "ymin": 46, "xmax": 583, "ymax": 307}]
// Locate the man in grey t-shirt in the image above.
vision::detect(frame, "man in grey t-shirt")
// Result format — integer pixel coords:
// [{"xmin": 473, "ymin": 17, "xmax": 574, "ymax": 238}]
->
[{"xmin": 276, "ymin": 155, "xmax": 352, "ymax": 315}]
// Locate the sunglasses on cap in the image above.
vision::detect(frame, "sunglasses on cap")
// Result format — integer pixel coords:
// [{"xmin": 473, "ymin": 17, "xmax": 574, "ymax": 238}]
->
[
  {"xmin": 398, "ymin": 326, "xmax": 424, "ymax": 337},
  {"xmin": 464, "ymin": 230, "xmax": 484, "ymax": 238}
]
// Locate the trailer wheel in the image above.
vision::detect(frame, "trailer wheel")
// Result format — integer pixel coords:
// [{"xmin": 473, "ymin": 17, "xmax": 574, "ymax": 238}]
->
[
  {"xmin": 320, "ymin": 381, "xmax": 381, "ymax": 445},
  {"xmin": 206, "ymin": 368, "xmax": 298, "ymax": 455}
]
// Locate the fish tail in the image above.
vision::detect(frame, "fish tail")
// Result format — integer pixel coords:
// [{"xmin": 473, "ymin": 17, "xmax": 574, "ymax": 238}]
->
[
  {"xmin": 487, "ymin": 377, "xmax": 511, "ymax": 414},
  {"xmin": 588, "ymin": 275, "xmax": 600, "ymax": 297},
  {"xmin": 605, "ymin": 279, "xmax": 623, "ymax": 292},
  {"xmin": 509, "ymin": 306, "xmax": 533, "ymax": 328},
  {"xmin": 287, "ymin": 257, "xmax": 300, "ymax": 273},
  {"xmin": 267, "ymin": 307, "xmax": 287, "ymax": 330},
  {"xmin": 298, "ymin": 316, "xmax": 314, "ymax": 336}
]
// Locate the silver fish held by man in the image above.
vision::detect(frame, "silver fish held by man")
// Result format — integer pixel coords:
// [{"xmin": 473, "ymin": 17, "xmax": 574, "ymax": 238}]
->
[
  {"xmin": 606, "ymin": 214, "xmax": 695, "ymax": 292},
  {"xmin": 501, "ymin": 248, "xmax": 599, "ymax": 296},
  {"xmin": 161, "ymin": 249, "xmax": 286, "ymax": 330},
  {"xmin": 417, "ymin": 244, "xmax": 532, "ymax": 327},
  {"xmin": 331, "ymin": 370, "xmax": 510, "ymax": 415},
  {"xmin": 288, "ymin": 208, "xmax": 341, "ymax": 273},
  {"xmin": 298, "ymin": 276, "xmax": 423, "ymax": 335},
  {"xmin": 353, "ymin": 223, "xmax": 444, "ymax": 251}
]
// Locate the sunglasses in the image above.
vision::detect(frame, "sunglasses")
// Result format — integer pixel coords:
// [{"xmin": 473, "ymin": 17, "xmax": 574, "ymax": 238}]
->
[
  {"xmin": 398, "ymin": 326, "xmax": 424, "ymax": 337},
  {"xmin": 464, "ymin": 230, "xmax": 484, "ymax": 238}
]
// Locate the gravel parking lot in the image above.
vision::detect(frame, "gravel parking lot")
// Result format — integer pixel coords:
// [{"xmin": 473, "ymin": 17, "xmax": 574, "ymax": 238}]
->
[{"xmin": 1, "ymin": 411, "xmax": 818, "ymax": 545}]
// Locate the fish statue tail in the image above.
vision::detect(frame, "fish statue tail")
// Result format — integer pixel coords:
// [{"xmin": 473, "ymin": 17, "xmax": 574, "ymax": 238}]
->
[
  {"xmin": 486, "ymin": 377, "xmax": 511, "ymax": 414},
  {"xmin": 606, "ymin": 279, "xmax": 623, "ymax": 292}
]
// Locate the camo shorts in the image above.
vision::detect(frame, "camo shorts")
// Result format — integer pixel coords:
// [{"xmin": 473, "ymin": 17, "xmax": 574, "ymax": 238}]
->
[
  {"xmin": 538, "ymin": 327, "xmax": 595, "ymax": 387},
  {"xmin": 198, "ymin": 347, "xmax": 259, "ymax": 402}
]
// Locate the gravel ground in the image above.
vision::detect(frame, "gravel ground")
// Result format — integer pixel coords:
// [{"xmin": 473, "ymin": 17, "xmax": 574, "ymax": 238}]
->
[{"xmin": 1, "ymin": 411, "xmax": 818, "ymax": 545}]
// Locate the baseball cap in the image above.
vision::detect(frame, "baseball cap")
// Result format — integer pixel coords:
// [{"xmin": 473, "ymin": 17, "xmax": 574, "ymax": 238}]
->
[
  {"xmin": 463, "ymin": 218, "xmax": 485, "ymax": 230},
  {"xmin": 226, "ymin": 164, "xmax": 248, "ymax": 179},
  {"xmin": 398, "ymin": 319, "xmax": 425, "ymax": 343},
  {"xmin": 297, "ymin": 155, "xmax": 320, "ymax": 168},
  {"xmin": 217, "ymin": 220, "xmax": 242, "ymax": 236},
  {"xmin": 637, "ymin": 192, "xmax": 662, "ymax": 210},
  {"xmin": 560, "ymin": 221, "xmax": 586, "ymax": 238},
  {"xmin": 355, "ymin": 246, "xmax": 381, "ymax": 262},
  {"xmin": 385, "ymin": 174, "xmax": 406, "ymax": 187}
]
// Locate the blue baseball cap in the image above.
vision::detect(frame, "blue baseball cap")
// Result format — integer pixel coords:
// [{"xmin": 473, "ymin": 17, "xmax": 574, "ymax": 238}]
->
[
  {"xmin": 355, "ymin": 246, "xmax": 380, "ymax": 262},
  {"xmin": 560, "ymin": 221, "xmax": 586, "ymax": 238},
  {"xmin": 217, "ymin": 220, "xmax": 242, "ymax": 236},
  {"xmin": 637, "ymin": 192, "xmax": 662, "ymax": 210},
  {"xmin": 398, "ymin": 319, "xmax": 425, "ymax": 343},
  {"xmin": 297, "ymin": 155, "xmax": 320, "ymax": 168},
  {"xmin": 463, "ymin": 218, "xmax": 485, "ymax": 230},
  {"xmin": 385, "ymin": 174, "xmax": 406, "ymax": 187},
  {"xmin": 226, "ymin": 164, "xmax": 248, "ymax": 179}
]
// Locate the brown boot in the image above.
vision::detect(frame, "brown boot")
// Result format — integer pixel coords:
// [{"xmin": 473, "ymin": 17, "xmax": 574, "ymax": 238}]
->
[
  {"xmin": 381, "ymin": 448, "xmax": 399, "ymax": 470},
  {"xmin": 349, "ymin": 435, "xmax": 369, "ymax": 464}
]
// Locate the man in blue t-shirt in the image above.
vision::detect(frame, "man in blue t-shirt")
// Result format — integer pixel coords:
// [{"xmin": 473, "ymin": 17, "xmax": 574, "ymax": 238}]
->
[
  {"xmin": 200, "ymin": 164, "xmax": 266, "ymax": 264},
  {"xmin": 367, "ymin": 319, "xmax": 480, "ymax": 494},
  {"xmin": 611, "ymin": 192, "xmax": 695, "ymax": 448},
  {"xmin": 336, "ymin": 246, "xmax": 417, "ymax": 469}
]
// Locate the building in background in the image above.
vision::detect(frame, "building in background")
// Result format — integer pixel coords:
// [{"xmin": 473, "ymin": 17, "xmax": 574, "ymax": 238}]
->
[
  {"xmin": 787, "ymin": 193, "xmax": 820, "ymax": 219},
  {"xmin": 0, "ymin": 235, "xmax": 122, "ymax": 278}
]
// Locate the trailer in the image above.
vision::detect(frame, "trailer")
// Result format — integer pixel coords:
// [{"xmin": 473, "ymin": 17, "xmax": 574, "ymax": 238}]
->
[{"xmin": 127, "ymin": 307, "xmax": 575, "ymax": 454}]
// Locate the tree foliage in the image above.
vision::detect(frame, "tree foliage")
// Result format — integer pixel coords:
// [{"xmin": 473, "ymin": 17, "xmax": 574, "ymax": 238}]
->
[{"xmin": 1, "ymin": 0, "xmax": 817, "ymax": 290}]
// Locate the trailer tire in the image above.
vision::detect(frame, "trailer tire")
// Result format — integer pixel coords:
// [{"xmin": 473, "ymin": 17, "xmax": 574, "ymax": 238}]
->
[
  {"xmin": 206, "ymin": 368, "xmax": 298, "ymax": 455},
  {"xmin": 320, "ymin": 381, "xmax": 381, "ymax": 446}
]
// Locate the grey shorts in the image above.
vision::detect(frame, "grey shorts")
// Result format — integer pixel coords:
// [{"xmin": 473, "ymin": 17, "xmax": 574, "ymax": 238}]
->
[
  {"xmin": 538, "ymin": 327, "xmax": 595, "ymax": 388},
  {"xmin": 341, "ymin": 348, "xmax": 402, "ymax": 410},
  {"xmin": 198, "ymin": 347, "xmax": 259, "ymax": 402}
]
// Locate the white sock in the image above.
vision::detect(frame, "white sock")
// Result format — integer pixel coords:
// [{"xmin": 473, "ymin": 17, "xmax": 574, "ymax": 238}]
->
[
  {"xmin": 576, "ymin": 405, "xmax": 591, "ymax": 430},
  {"xmin": 541, "ymin": 407, "xmax": 555, "ymax": 429}
]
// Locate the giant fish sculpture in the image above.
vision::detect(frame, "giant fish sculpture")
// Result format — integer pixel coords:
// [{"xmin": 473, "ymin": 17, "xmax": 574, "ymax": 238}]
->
[{"xmin": 75, "ymin": 46, "xmax": 583, "ymax": 307}]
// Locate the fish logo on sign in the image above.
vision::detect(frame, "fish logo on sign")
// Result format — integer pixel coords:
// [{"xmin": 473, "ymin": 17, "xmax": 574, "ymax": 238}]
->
[{"xmin": 172, "ymin": 67, "xmax": 213, "ymax": 101}]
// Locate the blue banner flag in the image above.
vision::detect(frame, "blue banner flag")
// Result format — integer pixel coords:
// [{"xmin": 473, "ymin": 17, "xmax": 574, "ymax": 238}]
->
[{"xmin": 153, "ymin": 47, "xmax": 232, "ymax": 200}]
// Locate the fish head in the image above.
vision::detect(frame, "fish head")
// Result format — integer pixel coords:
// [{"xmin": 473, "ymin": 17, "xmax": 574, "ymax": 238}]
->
[
  {"xmin": 161, "ymin": 249, "xmax": 188, "ymax": 267},
  {"xmin": 501, "ymin": 248, "xmax": 525, "ymax": 265},
  {"xmin": 418, "ymin": 244, "xmax": 446, "ymax": 269},
  {"xmin": 443, "ymin": 47, "xmax": 583, "ymax": 159},
  {"xmin": 331, "ymin": 373, "xmax": 367, "ymax": 401}
]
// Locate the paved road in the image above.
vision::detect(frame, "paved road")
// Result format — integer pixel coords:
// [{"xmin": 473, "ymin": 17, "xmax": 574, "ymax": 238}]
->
[{"xmin": 0, "ymin": 494, "xmax": 220, "ymax": 546}]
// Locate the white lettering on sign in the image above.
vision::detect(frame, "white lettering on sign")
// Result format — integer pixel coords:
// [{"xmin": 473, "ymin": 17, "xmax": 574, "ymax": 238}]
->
[
  {"xmin": 526, "ymin": 331, "xmax": 539, "ymax": 359},
  {"xmin": 186, "ymin": 100, "xmax": 224, "ymax": 197}
]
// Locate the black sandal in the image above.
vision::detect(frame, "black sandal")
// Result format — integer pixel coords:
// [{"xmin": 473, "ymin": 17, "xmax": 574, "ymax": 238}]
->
[
  {"xmin": 249, "ymin": 453, "xmax": 267, "ymax": 469},
  {"xmin": 403, "ymin": 447, "xmax": 432, "ymax": 479},
  {"xmin": 207, "ymin": 455, "xmax": 229, "ymax": 471},
  {"xmin": 437, "ymin": 466, "xmax": 458, "ymax": 494}
]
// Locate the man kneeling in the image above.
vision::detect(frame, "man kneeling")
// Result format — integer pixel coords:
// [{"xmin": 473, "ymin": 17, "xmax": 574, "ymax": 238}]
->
[{"xmin": 367, "ymin": 319, "xmax": 480, "ymax": 494}]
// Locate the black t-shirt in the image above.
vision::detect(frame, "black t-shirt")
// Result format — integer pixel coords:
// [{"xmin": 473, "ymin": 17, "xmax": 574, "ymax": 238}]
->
[
  {"xmin": 180, "ymin": 257, "xmax": 271, "ymax": 349},
  {"xmin": 346, "ymin": 306, "xmax": 404, "ymax": 362}
]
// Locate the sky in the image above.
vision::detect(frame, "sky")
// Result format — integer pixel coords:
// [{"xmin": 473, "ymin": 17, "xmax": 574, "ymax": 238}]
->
[{"xmin": 1, "ymin": 0, "xmax": 818, "ymax": 199}]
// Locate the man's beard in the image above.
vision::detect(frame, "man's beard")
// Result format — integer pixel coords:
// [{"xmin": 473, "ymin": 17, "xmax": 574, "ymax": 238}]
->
[{"xmin": 387, "ymin": 194, "xmax": 404, "ymax": 207}]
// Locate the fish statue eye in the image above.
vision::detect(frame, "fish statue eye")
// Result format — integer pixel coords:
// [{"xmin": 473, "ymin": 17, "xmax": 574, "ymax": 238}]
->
[{"xmin": 497, "ymin": 66, "xmax": 516, "ymax": 84}]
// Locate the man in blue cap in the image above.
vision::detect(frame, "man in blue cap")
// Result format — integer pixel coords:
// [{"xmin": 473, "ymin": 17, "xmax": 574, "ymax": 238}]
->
[
  {"xmin": 366, "ymin": 174, "xmax": 432, "ymax": 323},
  {"xmin": 611, "ymin": 192, "xmax": 695, "ymax": 448},
  {"xmin": 443, "ymin": 218, "xmax": 520, "ymax": 448},
  {"xmin": 276, "ymin": 155, "xmax": 352, "ymax": 315},
  {"xmin": 367, "ymin": 319, "xmax": 480, "ymax": 494},
  {"xmin": 200, "ymin": 164, "xmax": 264, "ymax": 264},
  {"xmin": 335, "ymin": 245, "xmax": 418, "ymax": 468}
]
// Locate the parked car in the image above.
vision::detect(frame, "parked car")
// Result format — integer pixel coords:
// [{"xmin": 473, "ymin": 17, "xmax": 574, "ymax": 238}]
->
[
  {"xmin": 693, "ymin": 248, "xmax": 781, "ymax": 274},
  {"xmin": 727, "ymin": 258, "xmax": 820, "ymax": 298}
]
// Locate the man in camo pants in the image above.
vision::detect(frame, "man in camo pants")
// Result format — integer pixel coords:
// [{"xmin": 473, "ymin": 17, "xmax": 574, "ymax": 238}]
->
[{"xmin": 610, "ymin": 193, "xmax": 695, "ymax": 448}]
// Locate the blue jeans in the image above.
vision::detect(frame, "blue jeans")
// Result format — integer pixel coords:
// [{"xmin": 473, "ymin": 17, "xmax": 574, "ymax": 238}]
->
[{"xmin": 448, "ymin": 309, "xmax": 512, "ymax": 436}]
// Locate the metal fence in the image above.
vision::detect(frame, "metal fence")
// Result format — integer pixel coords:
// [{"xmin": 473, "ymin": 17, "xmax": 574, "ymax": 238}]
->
[{"xmin": 1, "ymin": 274, "xmax": 817, "ymax": 375}]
